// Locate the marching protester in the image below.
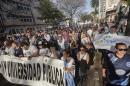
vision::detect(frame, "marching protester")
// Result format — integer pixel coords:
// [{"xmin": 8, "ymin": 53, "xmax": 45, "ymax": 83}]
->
[
  {"xmin": 102, "ymin": 43, "xmax": 130, "ymax": 86},
  {"xmin": 109, "ymin": 25, "xmax": 118, "ymax": 35},
  {"xmin": 70, "ymin": 39, "xmax": 79, "ymax": 86},
  {"xmin": 21, "ymin": 42, "xmax": 38, "ymax": 59},
  {"xmin": 4, "ymin": 40, "xmax": 17, "ymax": 55},
  {"xmin": 87, "ymin": 28, "xmax": 93, "ymax": 38},
  {"xmin": 77, "ymin": 45, "xmax": 90, "ymax": 86},
  {"xmin": 0, "ymin": 24, "xmax": 130, "ymax": 86},
  {"xmin": 44, "ymin": 32, "xmax": 51, "ymax": 42},
  {"xmin": 37, "ymin": 41, "xmax": 49, "ymax": 56},
  {"xmin": 57, "ymin": 35, "xmax": 66, "ymax": 54},
  {"xmin": 86, "ymin": 43, "xmax": 95, "ymax": 66},
  {"xmin": 48, "ymin": 46, "xmax": 60, "ymax": 59},
  {"xmin": 14, "ymin": 42, "xmax": 24, "ymax": 57},
  {"xmin": 81, "ymin": 33, "xmax": 91, "ymax": 46},
  {"xmin": 61, "ymin": 49, "xmax": 75, "ymax": 86}
]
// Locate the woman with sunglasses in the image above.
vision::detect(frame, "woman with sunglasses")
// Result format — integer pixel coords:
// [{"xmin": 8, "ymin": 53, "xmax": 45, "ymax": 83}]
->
[
  {"xmin": 77, "ymin": 45, "xmax": 90, "ymax": 86},
  {"xmin": 102, "ymin": 42, "xmax": 130, "ymax": 86}
]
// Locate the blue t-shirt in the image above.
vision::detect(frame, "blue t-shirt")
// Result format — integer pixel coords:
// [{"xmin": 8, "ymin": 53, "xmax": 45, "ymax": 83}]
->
[{"xmin": 104, "ymin": 53, "xmax": 130, "ymax": 86}]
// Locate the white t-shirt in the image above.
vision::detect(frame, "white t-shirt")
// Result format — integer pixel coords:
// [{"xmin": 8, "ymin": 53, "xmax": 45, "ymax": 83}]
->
[
  {"xmin": 58, "ymin": 38, "xmax": 65, "ymax": 50},
  {"xmin": 61, "ymin": 57, "xmax": 75, "ymax": 67},
  {"xmin": 44, "ymin": 34, "xmax": 50, "ymax": 42},
  {"xmin": 81, "ymin": 37, "xmax": 91, "ymax": 45},
  {"xmin": 87, "ymin": 29, "xmax": 93, "ymax": 37}
]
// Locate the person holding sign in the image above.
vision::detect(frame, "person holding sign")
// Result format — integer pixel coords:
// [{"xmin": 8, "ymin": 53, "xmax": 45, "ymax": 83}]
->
[
  {"xmin": 61, "ymin": 49, "xmax": 75, "ymax": 86},
  {"xmin": 102, "ymin": 43, "xmax": 130, "ymax": 86}
]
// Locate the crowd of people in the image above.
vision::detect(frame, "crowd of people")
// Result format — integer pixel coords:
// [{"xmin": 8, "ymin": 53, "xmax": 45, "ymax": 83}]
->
[
  {"xmin": 0, "ymin": 24, "xmax": 130, "ymax": 86},
  {"xmin": 0, "ymin": 27, "xmax": 96, "ymax": 86}
]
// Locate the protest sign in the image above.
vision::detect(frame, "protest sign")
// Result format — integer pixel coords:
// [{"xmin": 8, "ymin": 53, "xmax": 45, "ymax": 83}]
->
[
  {"xmin": 0, "ymin": 55, "xmax": 66, "ymax": 86},
  {"xmin": 93, "ymin": 34, "xmax": 130, "ymax": 50}
]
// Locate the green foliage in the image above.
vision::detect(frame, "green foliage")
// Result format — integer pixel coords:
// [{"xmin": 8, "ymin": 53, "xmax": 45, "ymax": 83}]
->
[
  {"xmin": 127, "ymin": 0, "xmax": 130, "ymax": 6},
  {"xmin": 80, "ymin": 13, "xmax": 93, "ymax": 22},
  {"xmin": 91, "ymin": 0, "xmax": 99, "ymax": 14},
  {"xmin": 38, "ymin": 0, "xmax": 64, "ymax": 24},
  {"xmin": 57, "ymin": 0, "xmax": 85, "ymax": 26},
  {"xmin": 91, "ymin": 0, "xmax": 99, "ymax": 8}
]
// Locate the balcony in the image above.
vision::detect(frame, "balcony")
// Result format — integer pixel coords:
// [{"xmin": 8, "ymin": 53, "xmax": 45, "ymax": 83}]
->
[
  {"xmin": 0, "ymin": 0, "xmax": 15, "ymax": 12},
  {"xmin": 11, "ymin": 0, "xmax": 31, "ymax": 6},
  {"xmin": 3, "ymin": 19, "xmax": 34, "ymax": 26},
  {"xmin": 13, "ymin": 11, "xmax": 32, "ymax": 16}
]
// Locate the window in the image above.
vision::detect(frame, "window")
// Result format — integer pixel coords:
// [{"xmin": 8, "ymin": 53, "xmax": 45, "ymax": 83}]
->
[
  {"xmin": 26, "ymin": 19, "xmax": 29, "ymax": 22},
  {"xmin": 24, "ymin": 19, "xmax": 26, "ymax": 22},
  {"xmin": 27, "ymin": 8, "xmax": 30, "ymax": 10},
  {"xmin": 29, "ymin": 19, "xmax": 32, "ymax": 22},
  {"xmin": 20, "ymin": 19, "xmax": 24, "ymax": 22},
  {"xmin": 37, "ymin": 17, "xmax": 42, "ymax": 20}
]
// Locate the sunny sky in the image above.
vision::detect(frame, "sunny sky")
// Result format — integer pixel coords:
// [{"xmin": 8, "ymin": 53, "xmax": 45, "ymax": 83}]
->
[
  {"xmin": 52, "ymin": 0, "xmax": 94, "ymax": 13},
  {"xmin": 83, "ymin": 0, "xmax": 94, "ymax": 13}
]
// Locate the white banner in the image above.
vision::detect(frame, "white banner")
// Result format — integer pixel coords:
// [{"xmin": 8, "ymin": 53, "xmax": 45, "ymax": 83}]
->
[
  {"xmin": 93, "ymin": 34, "xmax": 130, "ymax": 50},
  {"xmin": 0, "ymin": 55, "xmax": 66, "ymax": 86}
]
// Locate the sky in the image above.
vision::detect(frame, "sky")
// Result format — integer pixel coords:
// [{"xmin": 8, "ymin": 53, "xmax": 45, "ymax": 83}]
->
[
  {"xmin": 83, "ymin": 0, "xmax": 94, "ymax": 13},
  {"xmin": 52, "ymin": 0, "xmax": 94, "ymax": 13}
]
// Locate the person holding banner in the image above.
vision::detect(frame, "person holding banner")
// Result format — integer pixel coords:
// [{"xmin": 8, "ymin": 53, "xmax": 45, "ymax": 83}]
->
[
  {"xmin": 48, "ymin": 46, "xmax": 60, "ymax": 59},
  {"xmin": 102, "ymin": 42, "xmax": 130, "ymax": 86},
  {"xmin": 37, "ymin": 40, "xmax": 49, "ymax": 56},
  {"xmin": 5, "ymin": 40, "xmax": 17, "ymax": 56},
  {"xmin": 61, "ymin": 50, "xmax": 75, "ymax": 86},
  {"xmin": 21, "ymin": 42, "xmax": 38, "ymax": 59}
]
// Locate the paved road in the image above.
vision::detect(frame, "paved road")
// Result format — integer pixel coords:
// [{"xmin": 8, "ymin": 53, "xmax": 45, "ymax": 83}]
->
[{"xmin": 86, "ymin": 51, "xmax": 103, "ymax": 86}]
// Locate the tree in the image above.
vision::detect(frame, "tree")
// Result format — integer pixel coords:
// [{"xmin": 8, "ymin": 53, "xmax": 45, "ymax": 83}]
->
[
  {"xmin": 125, "ymin": 0, "xmax": 130, "ymax": 36},
  {"xmin": 56, "ymin": 0, "xmax": 85, "ymax": 26},
  {"xmin": 80, "ymin": 13, "xmax": 93, "ymax": 23},
  {"xmin": 38, "ymin": 0, "xmax": 64, "ymax": 25},
  {"xmin": 91, "ymin": 0, "xmax": 99, "ymax": 14},
  {"xmin": 90, "ymin": 0, "xmax": 99, "ymax": 24}
]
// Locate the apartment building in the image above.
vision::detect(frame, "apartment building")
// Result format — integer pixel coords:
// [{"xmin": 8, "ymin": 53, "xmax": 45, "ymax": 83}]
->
[
  {"xmin": 99, "ymin": 0, "xmax": 106, "ymax": 19},
  {"xmin": 0, "ymin": 0, "xmax": 45, "ymax": 35},
  {"xmin": 106, "ymin": 0, "xmax": 120, "ymax": 22}
]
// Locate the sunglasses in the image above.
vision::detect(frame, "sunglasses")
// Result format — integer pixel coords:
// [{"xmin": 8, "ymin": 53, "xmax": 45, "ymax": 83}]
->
[{"xmin": 117, "ymin": 49, "xmax": 128, "ymax": 51}]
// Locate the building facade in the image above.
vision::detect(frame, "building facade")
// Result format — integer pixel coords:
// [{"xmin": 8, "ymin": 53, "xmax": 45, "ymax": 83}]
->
[
  {"xmin": 99, "ymin": 0, "xmax": 106, "ymax": 20},
  {"xmin": 99, "ymin": 0, "xmax": 124, "ymax": 23},
  {"xmin": 106, "ymin": 0, "xmax": 121, "ymax": 23},
  {"xmin": 0, "ymin": 0, "xmax": 45, "ymax": 35}
]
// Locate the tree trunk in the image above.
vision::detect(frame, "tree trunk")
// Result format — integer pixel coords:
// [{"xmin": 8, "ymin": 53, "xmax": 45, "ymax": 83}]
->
[
  {"xmin": 69, "ymin": 13, "xmax": 73, "ymax": 27},
  {"xmin": 125, "ymin": 7, "xmax": 130, "ymax": 36}
]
